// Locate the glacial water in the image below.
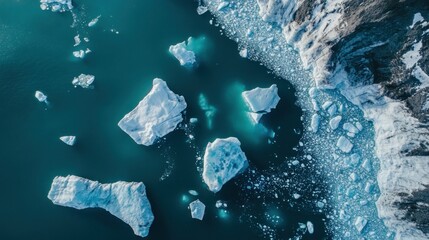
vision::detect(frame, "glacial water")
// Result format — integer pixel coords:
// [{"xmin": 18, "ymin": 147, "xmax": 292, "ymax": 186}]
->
[{"xmin": 0, "ymin": 1, "xmax": 330, "ymax": 239}]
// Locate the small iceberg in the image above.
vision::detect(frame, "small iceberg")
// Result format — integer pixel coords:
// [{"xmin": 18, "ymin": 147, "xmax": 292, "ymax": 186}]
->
[
  {"xmin": 242, "ymin": 84, "xmax": 280, "ymax": 124},
  {"xmin": 73, "ymin": 35, "xmax": 81, "ymax": 47},
  {"xmin": 354, "ymin": 216, "xmax": 368, "ymax": 233},
  {"xmin": 35, "ymin": 91, "xmax": 48, "ymax": 103},
  {"xmin": 88, "ymin": 16, "xmax": 101, "ymax": 27},
  {"xmin": 189, "ymin": 199, "xmax": 205, "ymax": 220},
  {"xmin": 72, "ymin": 74, "xmax": 95, "ymax": 88},
  {"xmin": 118, "ymin": 78, "xmax": 187, "ymax": 146},
  {"xmin": 307, "ymin": 221, "xmax": 314, "ymax": 234},
  {"xmin": 169, "ymin": 39, "xmax": 196, "ymax": 67},
  {"xmin": 59, "ymin": 136, "xmax": 76, "ymax": 146},
  {"xmin": 202, "ymin": 137, "xmax": 248, "ymax": 193},
  {"xmin": 48, "ymin": 175, "xmax": 154, "ymax": 238},
  {"xmin": 337, "ymin": 136, "xmax": 353, "ymax": 153},
  {"xmin": 40, "ymin": 0, "xmax": 73, "ymax": 12}
]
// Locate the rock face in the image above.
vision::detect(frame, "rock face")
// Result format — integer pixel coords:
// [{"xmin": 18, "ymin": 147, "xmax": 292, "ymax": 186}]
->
[
  {"xmin": 202, "ymin": 137, "xmax": 249, "ymax": 193},
  {"xmin": 40, "ymin": 0, "xmax": 73, "ymax": 12},
  {"xmin": 47, "ymin": 175, "xmax": 154, "ymax": 238},
  {"xmin": 257, "ymin": 0, "xmax": 429, "ymax": 238},
  {"xmin": 241, "ymin": 84, "xmax": 280, "ymax": 124},
  {"xmin": 118, "ymin": 78, "xmax": 187, "ymax": 146},
  {"xmin": 169, "ymin": 39, "xmax": 196, "ymax": 67}
]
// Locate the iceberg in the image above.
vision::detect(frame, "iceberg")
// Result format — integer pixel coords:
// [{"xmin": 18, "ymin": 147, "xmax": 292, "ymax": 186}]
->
[
  {"xmin": 189, "ymin": 199, "xmax": 205, "ymax": 220},
  {"xmin": 242, "ymin": 84, "xmax": 280, "ymax": 124},
  {"xmin": 35, "ymin": 91, "xmax": 48, "ymax": 103},
  {"xmin": 72, "ymin": 74, "xmax": 95, "ymax": 88},
  {"xmin": 307, "ymin": 221, "xmax": 314, "ymax": 234},
  {"xmin": 336, "ymin": 136, "xmax": 353, "ymax": 153},
  {"xmin": 354, "ymin": 216, "xmax": 368, "ymax": 233},
  {"xmin": 88, "ymin": 16, "xmax": 101, "ymax": 27},
  {"xmin": 202, "ymin": 137, "xmax": 248, "ymax": 193},
  {"xmin": 47, "ymin": 175, "xmax": 154, "ymax": 238},
  {"xmin": 73, "ymin": 35, "xmax": 81, "ymax": 47},
  {"xmin": 59, "ymin": 136, "xmax": 76, "ymax": 146},
  {"xmin": 311, "ymin": 114, "xmax": 320, "ymax": 133},
  {"xmin": 329, "ymin": 116, "xmax": 342, "ymax": 130},
  {"xmin": 40, "ymin": 0, "xmax": 73, "ymax": 12},
  {"xmin": 118, "ymin": 78, "xmax": 187, "ymax": 146},
  {"xmin": 169, "ymin": 40, "xmax": 196, "ymax": 67}
]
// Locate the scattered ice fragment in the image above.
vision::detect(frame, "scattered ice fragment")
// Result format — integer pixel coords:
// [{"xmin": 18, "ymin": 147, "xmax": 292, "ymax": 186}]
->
[
  {"xmin": 311, "ymin": 99, "xmax": 319, "ymax": 111},
  {"xmin": 169, "ymin": 40, "xmax": 196, "ymax": 67},
  {"xmin": 88, "ymin": 15, "xmax": 101, "ymax": 27},
  {"xmin": 72, "ymin": 74, "xmax": 95, "ymax": 88},
  {"xmin": 73, "ymin": 50, "xmax": 86, "ymax": 59},
  {"xmin": 215, "ymin": 200, "xmax": 227, "ymax": 208},
  {"xmin": 188, "ymin": 190, "xmax": 198, "ymax": 196},
  {"xmin": 40, "ymin": 0, "xmax": 73, "ymax": 12},
  {"xmin": 73, "ymin": 35, "xmax": 81, "ymax": 47},
  {"xmin": 361, "ymin": 159, "xmax": 372, "ymax": 172},
  {"xmin": 410, "ymin": 13, "xmax": 424, "ymax": 28},
  {"xmin": 349, "ymin": 173, "xmax": 359, "ymax": 182},
  {"xmin": 307, "ymin": 221, "xmax": 314, "ymax": 234},
  {"xmin": 189, "ymin": 199, "xmax": 205, "ymax": 220},
  {"xmin": 336, "ymin": 136, "xmax": 353, "ymax": 153},
  {"xmin": 354, "ymin": 216, "xmax": 368, "ymax": 233},
  {"xmin": 308, "ymin": 87, "xmax": 317, "ymax": 98},
  {"xmin": 35, "ymin": 91, "xmax": 48, "ymax": 103},
  {"xmin": 311, "ymin": 114, "xmax": 320, "ymax": 133},
  {"xmin": 217, "ymin": 1, "xmax": 229, "ymax": 11},
  {"xmin": 321, "ymin": 101, "xmax": 333, "ymax": 110},
  {"xmin": 242, "ymin": 85, "xmax": 280, "ymax": 124},
  {"xmin": 189, "ymin": 118, "xmax": 198, "ymax": 124},
  {"xmin": 239, "ymin": 48, "xmax": 248, "ymax": 58},
  {"xmin": 343, "ymin": 123, "xmax": 360, "ymax": 134},
  {"xmin": 316, "ymin": 201, "xmax": 325, "ymax": 208},
  {"xmin": 197, "ymin": 6, "xmax": 208, "ymax": 15},
  {"xmin": 83, "ymin": 37, "xmax": 90, "ymax": 42},
  {"xmin": 59, "ymin": 136, "xmax": 76, "ymax": 146},
  {"xmin": 202, "ymin": 137, "xmax": 248, "ymax": 193},
  {"xmin": 365, "ymin": 182, "xmax": 374, "ymax": 193},
  {"xmin": 329, "ymin": 116, "xmax": 342, "ymax": 130},
  {"xmin": 327, "ymin": 104, "xmax": 337, "ymax": 116},
  {"xmin": 118, "ymin": 78, "xmax": 187, "ymax": 146},
  {"xmin": 48, "ymin": 175, "xmax": 154, "ymax": 238},
  {"xmin": 293, "ymin": 193, "xmax": 301, "ymax": 199}
]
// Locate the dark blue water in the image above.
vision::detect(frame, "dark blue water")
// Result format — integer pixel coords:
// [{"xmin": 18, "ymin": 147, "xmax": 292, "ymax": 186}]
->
[{"xmin": 0, "ymin": 1, "xmax": 327, "ymax": 239}]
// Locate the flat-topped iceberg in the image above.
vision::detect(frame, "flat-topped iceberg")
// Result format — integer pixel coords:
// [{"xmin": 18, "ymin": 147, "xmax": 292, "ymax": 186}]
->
[
  {"xmin": 72, "ymin": 74, "xmax": 95, "ymax": 88},
  {"xmin": 202, "ymin": 137, "xmax": 248, "ymax": 193},
  {"xmin": 118, "ymin": 78, "xmax": 187, "ymax": 146},
  {"xmin": 59, "ymin": 136, "xmax": 76, "ymax": 146},
  {"xmin": 48, "ymin": 175, "xmax": 154, "ymax": 238},
  {"xmin": 35, "ymin": 90, "xmax": 48, "ymax": 103},
  {"xmin": 40, "ymin": 0, "xmax": 73, "ymax": 12},
  {"xmin": 169, "ymin": 39, "xmax": 196, "ymax": 67},
  {"xmin": 242, "ymin": 84, "xmax": 280, "ymax": 124},
  {"xmin": 189, "ymin": 199, "xmax": 205, "ymax": 220}
]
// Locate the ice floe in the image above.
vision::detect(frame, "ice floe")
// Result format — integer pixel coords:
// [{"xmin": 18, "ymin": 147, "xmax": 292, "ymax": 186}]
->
[
  {"xmin": 59, "ymin": 136, "xmax": 76, "ymax": 146},
  {"xmin": 242, "ymin": 84, "xmax": 280, "ymax": 124},
  {"xmin": 88, "ymin": 16, "xmax": 101, "ymax": 27},
  {"xmin": 35, "ymin": 91, "xmax": 48, "ymax": 103},
  {"xmin": 336, "ymin": 136, "xmax": 353, "ymax": 153},
  {"xmin": 40, "ymin": 0, "xmax": 73, "ymax": 12},
  {"xmin": 189, "ymin": 199, "xmax": 205, "ymax": 220},
  {"xmin": 72, "ymin": 74, "xmax": 95, "ymax": 88},
  {"xmin": 48, "ymin": 175, "xmax": 154, "ymax": 238},
  {"xmin": 169, "ymin": 39, "xmax": 196, "ymax": 67},
  {"xmin": 118, "ymin": 78, "xmax": 187, "ymax": 146}
]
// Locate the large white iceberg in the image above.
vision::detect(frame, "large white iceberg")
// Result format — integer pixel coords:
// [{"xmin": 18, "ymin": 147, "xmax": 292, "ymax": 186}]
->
[
  {"xmin": 48, "ymin": 175, "xmax": 154, "ymax": 238},
  {"xmin": 118, "ymin": 78, "xmax": 187, "ymax": 146},
  {"xmin": 202, "ymin": 137, "xmax": 249, "ymax": 193},
  {"xmin": 189, "ymin": 199, "xmax": 205, "ymax": 220},
  {"xmin": 169, "ymin": 39, "xmax": 196, "ymax": 67},
  {"xmin": 242, "ymin": 84, "xmax": 280, "ymax": 124},
  {"xmin": 40, "ymin": 0, "xmax": 73, "ymax": 12}
]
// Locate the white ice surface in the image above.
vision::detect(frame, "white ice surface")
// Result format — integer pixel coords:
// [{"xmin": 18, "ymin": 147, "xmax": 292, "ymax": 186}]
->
[
  {"xmin": 72, "ymin": 74, "xmax": 95, "ymax": 88},
  {"xmin": 169, "ymin": 40, "xmax": 196, "ymax": 67},
  {"xmin": 59, "ymin": 136, "xmax": 76, "ymax": 146},
  {"xmin": 189, "ymin": 199, "xmax": 205, "ymax": 220},
  {"xmin": 242, "ymin": 84, "xmax": 280, "ymax": 124}
]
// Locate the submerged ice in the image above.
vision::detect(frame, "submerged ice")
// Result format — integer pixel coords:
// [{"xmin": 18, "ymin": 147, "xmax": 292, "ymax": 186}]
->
[
  {"xmin": 202, "ymin": 137, "xmax": 248, "ymax": 193},
  {"xmin": 118, "ymin": 78, "xmax": 187, "ymax": 146},
  {"xmin": 47, "ymin": 175, "xmax": 154, "ymax": 238},
  {"xmin": 242, "ymin": 84, "xmax": 280, "ymax": 124}
]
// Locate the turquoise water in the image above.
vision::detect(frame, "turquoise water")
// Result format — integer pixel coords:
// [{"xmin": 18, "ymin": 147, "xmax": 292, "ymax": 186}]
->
[{"xmin": 0, "ymin": 1, "xmax": 327, "ymax": 239}]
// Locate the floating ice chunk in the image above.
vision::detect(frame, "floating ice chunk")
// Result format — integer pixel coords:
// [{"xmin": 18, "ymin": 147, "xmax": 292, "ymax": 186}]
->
[
  {"xmin": 327, "ymin": 104, "xmax": 337, "ymax": 116},
  {"xmin": 343, "ymin": 123, "xmax": 360, "ymax": 134},
  {"xmin": 73, "ymin": 50, "xmax": 86, "ymax": 59},
  {"xmin": 48, "ymin": 175, "xmax": 154, "ymax": 238},
  {"xmin": 329, "ymin": 116, "xmax": 342, "ymax": 130},
  {"xmin": 202, "ymin": 137, "xmax": 248, "ymax": 193},
  {"xmin": 59, "ymin": 136, "xmax": 76, "ymax": 146},
  {"xmin": 72, "ymin": 74, "xmax": 95, "ymax": 88},
  {"xmin": 198, "ymin": 94, "xmax": 216, "ymax": 129},
  {"xmin": 349, "ymin": 173, "xmax": 359, "ymax": 182},
  {"xmin": 336, "ymin": 136, "xmax": 353, "ymax": 153},
  {"xmin": 311, "ymin": 99, "xmax": 319, "ymax": 111},
  {"xmin": 239, "ymin": 48, "xmax": 248, "ymax": 58},
  {"xmin": 354, "ymin": 216, "xmax": 368, "ymax": 233},
  {"xmin": 188, "ymin": 190, "xmax": 198, "ymax": 196},
  {"xmin": 310, "ymin": 114, "xmax": 320, "ymax": 133},
  {"xmin": 217, "ymin": 1, "xmax": 229, "ymax": 11},
  {"xmin": 308, "ymin": 87, "xmax": 318, "ymax": 98},
  {"xmin": 215, "ymin": 200, "xmax": 227, "ymax": 208},
  {"xmin": 307, "ymin": 221, "xmax": 314, "ymax": 234},
  {"xmin": 73, "ymin": 35, "xmax": 81, "ymax": 47},
  {"xmin": 361, "ymin": 159, "xmax": 372, "ymax": 172},
  {"xmin": 40, "ymin": 0, "xmax": 73, "ymax": 12},
  {"xmin": 189, "ymin": 118, "xmax": 198, "ymax": 124},
  {"xmin": 197, "ymin": 6, "xmax": 208, "ymax": 15},
  {"xmin": 293, "ymin": 193, "xmax": 301, "ymax": 199},
  {"xmin": 321, "ymin": 101, "xmax": 333, "ymax": 110},
  {"xmin": 169, "ymin": 40, "xmax": 196, "ymax": 67},
  {"xmin": 242, "ymin": 85, "xmax": 280, "ymax": 124},
  {"xmin": 88, "ymin": 16, "xmax": 101, "ymax": 27},
  {"xmin": 365, "ymin": 182, "xmax": 374, "ymax": 193},
  {"xmin": 118, "ymin": 78, "xmax": 187, "ymax": 146},
  {"xmin": 35, "ymin": 91, "xmax": 48, "ymax": 103},
  {"xmin": 410, "ymin": 13, "xmax": 425, "ymax": 29},
  {"xmin": 189, "ymin": 199, "xmax": 205, "ymax": 220}
]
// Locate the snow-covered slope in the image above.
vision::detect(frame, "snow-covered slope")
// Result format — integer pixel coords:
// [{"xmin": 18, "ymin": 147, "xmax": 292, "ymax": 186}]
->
[
  {"xmin": 256, "ymin": 1, "xmax": 429, "ymax": 238},
  {"xmin": 48, "ymin": 175, "xmax": 154, "ymax": 238}
]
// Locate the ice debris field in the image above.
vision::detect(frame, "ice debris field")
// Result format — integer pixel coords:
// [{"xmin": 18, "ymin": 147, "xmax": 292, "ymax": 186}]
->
[{"xmin": 34, "ymin": 0, "xmax": 398, "ymax": 239}]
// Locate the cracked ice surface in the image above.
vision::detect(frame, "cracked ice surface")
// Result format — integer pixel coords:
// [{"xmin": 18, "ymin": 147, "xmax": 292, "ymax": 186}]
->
[
  {"xmin": 203, "ymin": 0, "xmax": 392, "ymax": 239},
  {"xmin": 118, "ymin": 78, "xmax": 187, "ymax": 146}
]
